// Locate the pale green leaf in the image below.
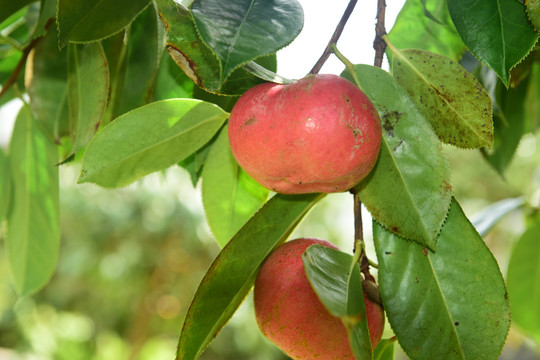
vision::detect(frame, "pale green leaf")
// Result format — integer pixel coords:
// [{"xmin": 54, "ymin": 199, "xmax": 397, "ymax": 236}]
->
[
  {"xmin": 0, "ymin": 148, "xmax": 10, "ymax": 221},
  {"xmin": 6, "ymin": 105, "xmax": 59, "ymax": 295},
  {"xmin": 202, "ymin": 125, "xmax": 268, "ymax": 247},
  {"xmin": 506, "ymin": 218, "xmax": 540, "ymax": 342},
  {"xmin": 79, "ymin": 99, "xmax": 228, "ymax": 188}
]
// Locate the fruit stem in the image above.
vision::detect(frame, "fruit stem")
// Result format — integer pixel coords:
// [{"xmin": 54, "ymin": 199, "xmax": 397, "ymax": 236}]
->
[{"xmin": 309, "ymin": 0, "xmax": 358, "ymax": 74}]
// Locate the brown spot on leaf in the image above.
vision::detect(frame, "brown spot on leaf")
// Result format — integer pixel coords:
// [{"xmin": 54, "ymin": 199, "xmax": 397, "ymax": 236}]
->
[{"xmin": 166, "ymin": 44, "xmax": 202, "ymax": 87}]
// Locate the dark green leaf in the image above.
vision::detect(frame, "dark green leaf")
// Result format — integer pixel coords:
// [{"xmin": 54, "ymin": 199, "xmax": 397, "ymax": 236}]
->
[
  {"xmin": 79, "ymin": 99, "xmax": 228, "ymax": 188},
  {"xmin": 25, "ymin": 26, "xmax": 69, "ymax": 141},
  {"xmin": 57, "ymin": 0, "xmax": 151, "ymax": 47},
  {"xmin": 346, "ymin": 65, "xmax": 452, "ymax": 250},
  {"xmin": 374, "ymin": 198, "xmax": 510, "ymax": 360},
  {"xmin": 303, "ymin": 245, "xmax": 372, "ymax": 360},
  {"xmin": 28, "ymin": 0, "xmax": 56, "ymax": 41},
  {"xmin": 390, "ymin": 48, "xmax": 494, "ymax": 149},
  {"xmin": 0, "ymin": 148, "xmax": 10, "ymax": 221},
  {"xmin": 156, "ymin": 0, "xmax": 279, "ymax": 95},
  {"xmin": 373, "ymin": 339, "xmax": 395, "ymax": 360},
  {"xmin": 389, "ymin": 0, "xmax": 465, "ymax": 61},
  {"xmin": 484, "ymin": 76, "xmax": 530, "ymax": 173},
  {"xmin": 67, "ymin": 42, "xmax": 109, "ymax": 155},
  {"xmin": 202, "ymin": 125, "xmax": 269, "ymax": 247},
  {"xmin": 446, "ymin": 0, "xmax": 538, "ymax": 87},
  {"xmin": 471, "ymin": 197, "xmax": 525, "ymax": 237},
  {"xmin": 113, "ymin": 4, "xmax": 166, "ymax": 116},
  {"xmin": 506, "ymin": 218, "xmax": 540, "ymax": 342},
  {"xmin": 0, "ymin": 0, "xmax": 33, "ymax": 24},
  {"xmin": 191, "ymin": 0, "xmax": 303, "ymax": 84},
  {"xmin": 6, "ymin": 105, "xmax": 59, "ymax": 295},
  {"xmin": 177, "ymin": 193, "xmax": 324, "ymax": 360}
]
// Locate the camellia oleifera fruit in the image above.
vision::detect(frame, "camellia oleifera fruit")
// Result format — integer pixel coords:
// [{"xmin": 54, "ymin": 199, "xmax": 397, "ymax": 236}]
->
[
  {"xmin": 254, "ymin": 238, "xmax": 385, "ymax": 360},
  {"xmin": 228, "ymin": 74, "xmax": 382, "ymax": 194}
]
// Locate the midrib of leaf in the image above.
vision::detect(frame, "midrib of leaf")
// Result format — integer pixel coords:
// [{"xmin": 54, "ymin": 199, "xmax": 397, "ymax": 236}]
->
[
  {"xmin": 394, "ymin": 49, "xmax": 488, "ymax": 142},
  {"xmin": 86, "ymin": 114, "xmax": 225, "ymax": 177},
  {"xmin": 426, "ymin": 253, "xmax": 466, "ymax": 359},
  {"xmin": 495, "ymin": 0, "xmax": 507, "ymax": 69},
  {"xmin": 222, "ymin": 0, "xmax": 255, "ymax": 78},
  {"xmin": 381, "ymin": 137, "xmax": 432, "ymax": 241}
]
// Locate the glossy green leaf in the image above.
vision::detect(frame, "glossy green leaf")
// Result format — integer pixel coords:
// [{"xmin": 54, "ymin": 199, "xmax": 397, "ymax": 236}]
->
[
  {"xmin": 303, "ymin": 245, "xmax": 372, "ymax": 360},
  {"xmin": 484, "ymin": 76, "xmax": 530, "ymax": 173},
  {"xmin": 390, "ymin": 48, "xmax": 494, "ymax": 149},
  {"xmin": 67, "ymin": 42, "xmax": 109, "ymax": 155},
  {"xmin": 202, "ymin": 125, "xmax": 269, "ymax": 247},
  {"xmin": 25, "ymin": 26, "xmax": 69, "ymax": 141},
  {"xmin": 78, "ymin": 99, "xmax": 228, "ymax": 188},
  {"xmin": 57, "ymin": 0, "xmax": 151, "ymax": 47},
  {"xmin": 177, "ymin": 193, "xmax": 324, "ymax": 360},
  {"xmin": 113, "ymin": 3, "xmax": 166, "ymax": 116},
  {"xmin": 0, "ymin": 148, "xmax": 10, "ymax": 221},
  {"xmin": 374, "ymin": 198, "xmax": 510, "ymax": 360},
  {"xmin": 0, "ymin": 0, "xmax": 33, "ymax": 24},
  {"xmin": 346, "ymin": 65, "xmax": 452, "ymax": 250},
  {"xmin": 156, "ymin": 0, "xmax": 279, "ymax": 95},
  {"xmin": 388, "ymin": 0, "xmax": 465, "ymax": 61},
  {"xmin": 191, "ymin": 0, "xmax": 303, "ymax": 83},
  {"xmin": 6, "ymin": 105, "xmax": 59, "ymax": 295},
  {"xmin": 471, "ymin": 197, "xmax": 525, "ymax": 237},
  {"xmin": 373, "ymin": 339, "xmax": 395, "ymax": 360},
  {"xmin": 506, "ymin": 218, "xmax": 540, "ymax": 342},
  {"xmin": 446, "ymin": 0, "xmax": 538, "ymax": 87}
]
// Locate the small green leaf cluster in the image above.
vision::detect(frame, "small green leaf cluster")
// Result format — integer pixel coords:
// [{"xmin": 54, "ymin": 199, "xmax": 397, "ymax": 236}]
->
[{"xmin": 0, "ymin": 0, "xmax": 539, "ymax": 359}]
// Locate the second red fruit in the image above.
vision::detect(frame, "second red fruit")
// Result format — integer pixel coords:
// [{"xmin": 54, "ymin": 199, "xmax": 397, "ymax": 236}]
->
[
  {"xmin": 228, "ymin": 74, "xmax": 382, "ymax": 194},
  {"xmin": 254, "ymin": 238, "xmax": 385, "ymax": 360}
]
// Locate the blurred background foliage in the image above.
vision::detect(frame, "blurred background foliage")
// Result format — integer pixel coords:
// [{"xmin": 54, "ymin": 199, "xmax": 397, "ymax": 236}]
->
[{"xmin": 0, "ymin": 127, "xmax": 539, "ymax": 359}]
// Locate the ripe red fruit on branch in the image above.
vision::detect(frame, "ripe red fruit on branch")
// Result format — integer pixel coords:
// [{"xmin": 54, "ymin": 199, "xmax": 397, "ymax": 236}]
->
[
  {"xmin": 254, "ymin": 238, "xmax": 385, "ymax": 360},
  {"xmin": 228, "ymin": 74, "xmax": 382, "ymax": 194}
]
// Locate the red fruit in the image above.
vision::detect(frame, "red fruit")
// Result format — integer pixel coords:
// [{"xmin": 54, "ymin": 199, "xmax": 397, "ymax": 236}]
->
[
  {"xmin": 228, "ymin": 74, "xmax": 382, "ymax": 194},
  {"xmin": 254, "ymin": 238, "xmax": 385, "ymax": 360}
]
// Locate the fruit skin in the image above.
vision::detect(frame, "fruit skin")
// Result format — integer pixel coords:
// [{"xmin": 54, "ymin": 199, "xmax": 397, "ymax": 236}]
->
[
  {"xmin": 228, "ymin": 74, "xmax": 382, "ymax": 194},
  {"xmin": 254, "ymin": 238, "xmax": 385, "ymax": 360}
]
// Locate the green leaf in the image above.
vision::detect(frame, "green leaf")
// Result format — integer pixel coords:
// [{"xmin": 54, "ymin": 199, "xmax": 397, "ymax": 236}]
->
[
  {"xmin": 154, "ymin": 50, "xmax": 194, "ymax": 101},
  {"xmin": 446, "ymin": 0, "xmax": 539, "ymax": 87},
  {"xmin": 390, "ymin": 48, "xmax": 494, "ymax": 149},
  {"xmin": 389, "ymin": 0, "xmax": 465, "ymax": 61},
  {"xmin": 28, "ymin": 0, "xmax": 56, "ymax": 41},
  {"xmin": 57, "ymin": 0, "xmax": 151, "ymax": 47},
  {"xmin": 374, "ymin": 198, "xmax": 510, "ymax": 360},
  {"xmin": 78, "ymin": 99, "xmax": 228, "ymax": 188},
  {"xmin": 202, "ymin": 125, "xmax": 269, "ymax": 247},
  {"xmin": 471, "ymin": 197, "xmax": 525, "ymax": 237},
  {"xmin": 506, "ymin": 218, "xmax": 540, "ymax": 342},
  {"xmin": 303, "ymin": 245, "xmax": 372, "ymax": 360},
  {"xmin": 525, "ymin": 63, "xmax": 540, "ymax": 132},
  {"xmin": 484, "ymin": 75, "xmax": 530, "ymax": 173},
  {"xmin": 177, "ymin": 193, "xmax": 324, "ymax": 360},
  {"xmin": 527, "ymin": 0, "xmax": 540, "ymax": 31},
  {"xmin": 156, "ymin": 0, "xmax": 280, "ymax": 94},
  {"xmin": 6, "ymin": 105, "xmax": 59, "ymax": 295},
  {"xmin": 67, "ymin": 42, "xmax": 109, "ymax": 155},
  {"xmin": 113, "ymin": 3, "xmax": 166, "ymax": 116},
  {"xmin": 0, "ymin": 0, "xmax": 33, "ymax": 24},
  {"xmin": 373, "ymin": 339, "xmax": 395, "ymax": 360},
  {"xmin": 191, "ymin": 0, "xmax": 303, "ymax": 84},
  {"xmin": 25, "ymin": 25, "xmax": 69, "ymax": 141},
  {"xmin": 0, "ymin": 148, "xmax": 10, "ymax": 221},
  {"xmin": 346, "ymin": 65, "xmax": 452, "ymax": 250}
]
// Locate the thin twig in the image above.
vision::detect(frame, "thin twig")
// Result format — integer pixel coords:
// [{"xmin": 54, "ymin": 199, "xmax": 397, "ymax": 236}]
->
[
  {"xmin": 309, "ymin": 0, "xmax": 358, "ymax": 74},
  {"xmin": 373, "ymin": 0, "xmax": 387, "ymax": 68},
  {"xmin": 0, "ymin": 18, "xmax": 54, "ymax": 99}
]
